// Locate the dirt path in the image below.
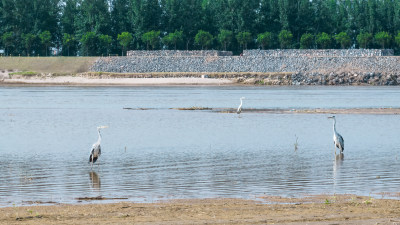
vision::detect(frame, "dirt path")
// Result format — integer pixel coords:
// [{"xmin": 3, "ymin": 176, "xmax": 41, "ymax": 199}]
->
[{"xmin": 1, "ymin": 195, "xmax": 400, "ymax": 225}]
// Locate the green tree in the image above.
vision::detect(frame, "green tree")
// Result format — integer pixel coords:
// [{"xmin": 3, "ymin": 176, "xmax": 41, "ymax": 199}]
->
[
  {"xmin": 316, "ymin": 32, "xmax": 332, "ymax": 49},
  {"xmin": 334, "ymin": 32, "xmax": 351, "ymax": 49},
  {"xmin": 278, "ymin": 30, "xmax": 293, "ymax": 49},
  {"xmin": 374, "ymin": 31, "xmax": 391, "ymax": 49},
  {"xmin": 80, "ymin": 31, "xmax": 98, "ymax": 56},
  {"xmin": 99, "ymin": 34, "xmax": 112, "ymax": 56},
  {"xmin": 194, "ymin": 30, "xmax": 213, "ymax": 50},
  {"xmin": 77, "ymin": 0, "xmax": 111, "ymax": 36},
  {"xmin": 141, "ymin": 30, "xmax": 160, "ymax": 50},
  {"xmin": 395, "ymin": 32, "xmax": 400, "ymax": 48},
  {"xmin": 2, "ymin": 32, "xmax": 14, "ymax": 55},
  {"xmin": 110, "ymin": 0, "xmax": 132, "ymax": 40},
  {"xmin": 21, "ymin": 33, "xmax": 36, "ymax": 56},
  {"xmin": 39, "ymin": 31, "xmax": 52, "ymax": 56},
  {"xmin": 217, "ymin": 29, "xmax": 233, "ymax": 51},
  {"xmin": 236, "ymin": 31, "xmax": 252, "ymax": 50},
  {"xmin": 62, "ymin": 33, "xmax": 76, "ymax": 56},
  {"xmin": 61, "ymin": 0, "xmax": 78, "ymax": 35},
  {"xmin": 12, "ymin": 0, "xmax": 60, "ymax": 41},
  {"xmin": 256, "ymin": 0, "xmax": 280, "ymax": 34},
  {"xmin": 132, "ymin": 0, "xmax": 162, "ymax": 48},
  {"xmin": 0, "ymin": 0, "xmax": 16, "ymax": 35},
  {"xmin": 162, "ymin": 30, "xmax": 183, "ymax": 50},
  {"xmin": 117, "ymin": 32, "xmax": 133, "ymax": 56},
  {"xmin": 257, "ymin": 32, "xmax": 273, "ymax": 49},
  {"xmin": 300, "ymin": 33, "xmax": 314, "ymax": 49},
  {"xmin": 357, "ymin": 32, "xmax": 373, "ymax": 48}
]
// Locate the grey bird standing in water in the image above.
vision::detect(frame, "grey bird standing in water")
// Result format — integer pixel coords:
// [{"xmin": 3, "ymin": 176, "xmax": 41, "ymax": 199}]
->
[
  {"xmin": 89, "ymin": 126, "xmax": 108, "ymax": 169},
  {"xmin": 328, "ymin": 116, "xmax": 344, "ymax": 154}
]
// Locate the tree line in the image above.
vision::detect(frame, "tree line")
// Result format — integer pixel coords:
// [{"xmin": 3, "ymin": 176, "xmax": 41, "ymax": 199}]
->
[{"xmin": 2, "ymin": 0, "xmax": 400, "ymax": 56}]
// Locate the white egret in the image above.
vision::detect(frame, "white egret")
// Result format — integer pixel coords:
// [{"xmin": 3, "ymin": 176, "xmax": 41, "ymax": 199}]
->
[
  {"xmin": 237, "ymin": 97, "xmax": 245, "ymax": 115},
  {"xmin": 89, "ymin": 126, "xmax": 108, "ymax": 169},
  {"xmin": 327, "ymin": 116, "xmax": 344, "ymax": 154}
]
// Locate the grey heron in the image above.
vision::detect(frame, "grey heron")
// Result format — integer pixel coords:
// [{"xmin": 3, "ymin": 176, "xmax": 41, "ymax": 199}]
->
[
  {"xmin": 327, "ymin": 116, "xmax": 344, "ymax": 154},
  {"xmin": 237, "ymin": 97, "xmax": 245, "ymax": 114},
  {"xmin": 89, "ymin": 126, "xmax": 108, "ymax": 169}
]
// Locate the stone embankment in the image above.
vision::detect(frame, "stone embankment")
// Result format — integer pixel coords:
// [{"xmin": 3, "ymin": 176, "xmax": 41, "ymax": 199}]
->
[{"xmin": 91, "ymin": 49, "xmax": 400, "ymax": 85}]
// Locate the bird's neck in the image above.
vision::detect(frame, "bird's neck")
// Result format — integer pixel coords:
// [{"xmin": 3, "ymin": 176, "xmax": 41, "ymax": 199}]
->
[
  {"xmin": 239, "ymin": 99, "xmax": 243, "ymax": 106},
  {"xmin": 97, "ymin": 129, "xmax": 102, "ymax": 143},
  {"xmin": 333, "ymin": 119, "xmax": 337, "ymax": 133}
]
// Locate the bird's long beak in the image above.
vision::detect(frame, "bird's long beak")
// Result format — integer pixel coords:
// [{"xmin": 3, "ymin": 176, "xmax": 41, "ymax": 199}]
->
[
  {"xmin": 327, "ymin": 116, "xmax": 333, "ymax": 119},
  {"xmin": 97, "ymin": 126, "xmax": 109, "ymax": 129}
]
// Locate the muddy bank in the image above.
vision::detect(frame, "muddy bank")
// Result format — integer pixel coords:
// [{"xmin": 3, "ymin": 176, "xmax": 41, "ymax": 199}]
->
[{"xmin": 1, "ymin": 195, "xmax": 400, "ymax": 225}]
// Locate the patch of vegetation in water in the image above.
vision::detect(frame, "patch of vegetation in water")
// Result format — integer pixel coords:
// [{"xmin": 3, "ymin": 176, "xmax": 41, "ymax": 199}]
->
[{"xmin": 174, "ymin": 106, "xmax": 212, "ymax": 110}]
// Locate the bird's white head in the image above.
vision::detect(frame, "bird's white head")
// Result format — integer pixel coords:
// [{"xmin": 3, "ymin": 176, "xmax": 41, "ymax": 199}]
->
[
  {"xmin": 97, "ymin": 125, "xmax": 109, "ymax": 130},
  {"xmin": 240, "ymin": 97, "xmax": 245, "ymax": 100}
]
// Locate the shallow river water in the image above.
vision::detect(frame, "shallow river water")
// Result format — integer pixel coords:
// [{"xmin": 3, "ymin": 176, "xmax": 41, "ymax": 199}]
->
[{"xmin": 1, "ymin": 86, "xmax": 400, "ymax": 206}]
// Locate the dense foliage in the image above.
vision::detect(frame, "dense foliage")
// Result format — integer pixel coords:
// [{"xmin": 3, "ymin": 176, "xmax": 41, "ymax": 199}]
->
[{"xmin": 2, "ymin": 0, "xmax": 400, "ymax": 56}]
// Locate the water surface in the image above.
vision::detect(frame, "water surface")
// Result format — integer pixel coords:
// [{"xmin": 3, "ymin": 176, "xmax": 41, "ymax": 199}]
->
[{"xmin": 1, "ymin": 86, "xmax": 400, "ymax": 206}]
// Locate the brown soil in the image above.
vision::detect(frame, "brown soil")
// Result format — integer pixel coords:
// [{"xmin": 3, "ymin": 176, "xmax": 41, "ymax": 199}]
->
[
  {"xmin": 0, "ymin": 57, "xmax": 97, "ymax": 74},
  {"xmin": 1, "ymin": 195, "xmax": 400, "ymax": 225}
]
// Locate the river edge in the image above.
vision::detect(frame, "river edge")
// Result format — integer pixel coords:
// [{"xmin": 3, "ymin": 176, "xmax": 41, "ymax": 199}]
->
[
  {"xmin": 1, "ymin": 71, "xmax": 399, "ymax": 86},
  {"xmin": 0, "ymin": 76, "xmax": 235, "ymax": 86},
  {"xmin": 1, "ymin": 195, "xmax": 400, "ymax": 225}
]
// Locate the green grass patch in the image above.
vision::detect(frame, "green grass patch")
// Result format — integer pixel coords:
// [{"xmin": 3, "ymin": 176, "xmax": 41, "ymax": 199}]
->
[{"xmin": 9, "ymin": 71, "xmax": 38, "ymax": 76}]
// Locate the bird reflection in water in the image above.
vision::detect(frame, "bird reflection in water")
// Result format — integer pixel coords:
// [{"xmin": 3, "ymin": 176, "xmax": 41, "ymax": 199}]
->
[
  {"xmin": 89, "ymin": 171, "xmax": 101, "ymax": 191},
  {"xmin": 335, "ymin": 152, "xmax": 344, "ymax": 162},
  {"xmin": 333, "ymin": 152, "xmax": 344, "ymax": 184}
]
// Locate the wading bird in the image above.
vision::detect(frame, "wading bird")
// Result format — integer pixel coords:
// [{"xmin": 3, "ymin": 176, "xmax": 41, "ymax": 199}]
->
[
  {"xmin": 328, "ymin": 116, "xmax": 344, "ymax": 154},
  {"xmin": 237, "ymin": 97, "xmax": 245, "ymax": 115},
  {"xmin": 89, "ymin": 126, "xmax": 108, "ymax": 169}
]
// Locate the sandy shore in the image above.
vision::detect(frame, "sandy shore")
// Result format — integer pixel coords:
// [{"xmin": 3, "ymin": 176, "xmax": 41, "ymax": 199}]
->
[
  {"xmin": 1, "ymin": 195, "xmax": 400, "ymax": 225},
  {"xmin": 1, "ymin": 76, "xmax": 234, "ymax": 86}
]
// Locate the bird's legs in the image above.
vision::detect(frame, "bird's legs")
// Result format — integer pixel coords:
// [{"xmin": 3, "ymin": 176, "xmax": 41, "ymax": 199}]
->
[
  {"xmin": 333, "ymin": 143, "xmax": 337, "ymax": 156},
  {"xmin": 90, "ymin": 155, "xmax": 93, "ymax": 170}
]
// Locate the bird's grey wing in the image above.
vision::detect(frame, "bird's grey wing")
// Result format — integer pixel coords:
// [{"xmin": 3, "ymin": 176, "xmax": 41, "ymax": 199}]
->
[
  {"xmin": 337, "ymin": 133, "xmax": 344, "ymax": 149},
  {"xmin": 89, "ymin": 143, "xmax": 100, "ymax": 157},
  {"xmin": 90, "ymin": 143, "xmax": 97, "ymax": 154},
  {"xmin": 89, "ymin": 143, "xmax": 100, "ymax": 163}
]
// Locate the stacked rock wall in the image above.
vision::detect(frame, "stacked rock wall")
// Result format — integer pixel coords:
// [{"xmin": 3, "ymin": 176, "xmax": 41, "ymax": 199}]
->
[
  {"xmin": 91, "ymin": 49, "xmax": 400, "ymax": 85},
  {"xmin": 126, "ymin": 50, "xmax": 233, "ymax": 57},
  {"xmin": 243, "ymin": 49, "xmax": 394, "ymax": 57}
]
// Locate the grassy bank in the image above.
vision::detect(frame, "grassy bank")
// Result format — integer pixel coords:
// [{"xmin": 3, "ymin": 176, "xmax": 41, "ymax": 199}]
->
[{"xmin": 0, "ymin": 57, "xmax": 98, "ymax": 74}]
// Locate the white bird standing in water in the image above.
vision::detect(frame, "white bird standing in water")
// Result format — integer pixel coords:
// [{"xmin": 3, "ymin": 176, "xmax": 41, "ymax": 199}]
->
[
  {"xmin": 328, "ymin": 116, "xmax": 344, "ymax": 154},
  {"xmin": 89, "ymin": 126, "xmax": 108, "ymax": 169},
  {"xmin": 237, "ymin": 97, "xmax": 245, "ymax": 115}
]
